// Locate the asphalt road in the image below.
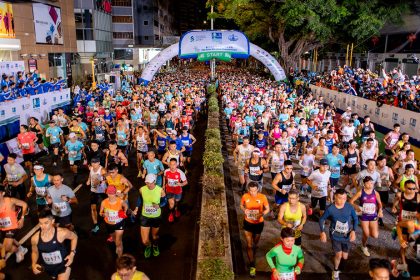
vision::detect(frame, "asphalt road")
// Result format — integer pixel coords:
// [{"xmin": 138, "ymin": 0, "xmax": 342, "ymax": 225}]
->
[{"xmin": 3, "ymin": 117, "xmax": 206, "ymax": 280}]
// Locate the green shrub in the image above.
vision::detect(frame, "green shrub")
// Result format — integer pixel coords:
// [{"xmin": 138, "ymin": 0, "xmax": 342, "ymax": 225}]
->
[
  {"xmin": 201, "ymin": 171, "xmax": 224, "ymax": 197},
  {"xmin": 203, "ymin": 150, "xmax": 224, "ymax": 173},
  {"xmin": 208, "ymin": 96, "xmax": 218, "ymax": 108},
  {"xmin": 198, "ymin": 258, "xmax": 234, "ymax": 280},
  {"xmin": 206, "ymin": 128, "xmax": 221, "ymax": 140},
  {"xmin": 205, "ymin": 138, "xmax": 222, "ymax": 153}
]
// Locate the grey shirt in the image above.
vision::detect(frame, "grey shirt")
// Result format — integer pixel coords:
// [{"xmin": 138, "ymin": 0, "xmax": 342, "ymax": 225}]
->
[
  {"xmin": 356, "ymin": 169, "xmax": 381, "ymax": 188},
  {"xmin": 3, "ymin": 163, "xmax": 26, "ymax": 182},
  {"xmin": 48, "ymin": 184, "xmax": 75, "ymax": 217}
]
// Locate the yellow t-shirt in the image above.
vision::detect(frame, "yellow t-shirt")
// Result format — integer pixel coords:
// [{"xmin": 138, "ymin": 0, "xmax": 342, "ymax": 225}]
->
[{"xmin": 115, "ymin": 271, "xmax": 144, "ymax": 280}]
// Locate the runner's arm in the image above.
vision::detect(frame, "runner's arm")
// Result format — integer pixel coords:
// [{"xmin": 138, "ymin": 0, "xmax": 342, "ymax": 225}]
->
[
  {"xmin": 30, "ymin": 234, "xmax": 39, "ymax": 268},
  {"xmin": 348, "ymin": 191, "xmax": 362, "ymax": 212}
]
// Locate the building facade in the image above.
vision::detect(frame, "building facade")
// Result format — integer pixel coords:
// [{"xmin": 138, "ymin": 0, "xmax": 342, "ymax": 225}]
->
[
  {"xmin": 9, "ymin": 0, "xmax": 77, "ymax": 81},
  {"xmin": 74, "ymin": 0, "xmax": 113, "ymax": 83}
]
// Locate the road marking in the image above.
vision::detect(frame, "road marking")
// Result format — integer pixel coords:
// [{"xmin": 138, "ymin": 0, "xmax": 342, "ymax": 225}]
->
[{"xmin": 6, "ymin": 184, "xmax": 83, "ymax": 261}]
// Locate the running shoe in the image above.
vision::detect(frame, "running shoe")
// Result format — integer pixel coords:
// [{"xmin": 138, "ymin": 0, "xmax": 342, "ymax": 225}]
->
[
  {"xmin": 168, "ymin": 212, "xmax": 174, "ymax": 223},
  {"xmin": 249, "ymin": 267, "xmax": 256, "ymax": 278},
  {"xmin": 91, "ymin": 224, "xmax": 100, "ymax": 233},
  {"xmin": 361, "ymin": 246, "xmax": 370, "ymax": 257},
  {"xmin": 401, "ymin": 271, "xmax": 410, "ymax": 278},
  {"xmin": 16, "ymin": 246, "xmax": 28, "ymax": 263},
  {"xmin": 152, "ymin": 245, "xmax": 160, "ymax": 257},
  {"xmin": 107, "ymin": 235, "xmax": 114, "ymax": 243},
  {"xmin": 332, "ymin": 270, "xmax": 340, "ymax": 280},
  {"xmin": 137, "ymin": 170, "xmax": 142, "ymax": 178},
  {"xmin": 175, "ymin": 209, "xmax": 181, "ymax": 218},
  {"xmin": 144, "ymin": 245, "xmax": 151, "ymax": 258},
  {"xmin": 52, "ymin": 162, "xmax": 57, "ymax": 167}
]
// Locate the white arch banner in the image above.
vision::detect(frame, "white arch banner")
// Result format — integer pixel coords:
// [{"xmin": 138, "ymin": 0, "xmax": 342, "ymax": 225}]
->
[{"xmin": 140, "ymin": 32, "xmax": 287, "ymax": 84}]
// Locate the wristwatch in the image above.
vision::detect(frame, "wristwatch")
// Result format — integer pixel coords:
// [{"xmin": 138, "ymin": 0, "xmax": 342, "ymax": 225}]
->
[{"xmin": 70, "ymin": 250, "xmax": 76, "ymax": 254}]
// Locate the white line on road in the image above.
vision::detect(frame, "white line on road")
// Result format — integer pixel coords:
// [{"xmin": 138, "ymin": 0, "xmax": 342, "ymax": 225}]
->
[{"xmin": 6, "ymin": 184, "xmax": 84, "ymax": 261}]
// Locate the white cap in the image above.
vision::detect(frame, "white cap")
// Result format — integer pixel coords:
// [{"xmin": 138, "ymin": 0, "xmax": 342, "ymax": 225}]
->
[
  {"xmin": 346, "ymin": 106, "xmax": 352, "ymax": 110},
  {"xmin": 171, "ymin": 130, "xmax": 177, "ymax": 136},
  {"xmin": 145, "ymin": 174, "xmax": 157, "ymax": 183},
  {"xmin": 69, "ymin": 132, "xmax": 76, "ymax": 138}
]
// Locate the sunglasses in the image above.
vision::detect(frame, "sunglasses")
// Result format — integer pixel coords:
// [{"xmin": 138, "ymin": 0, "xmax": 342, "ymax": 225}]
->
[{"xmin": 407, "ymin": 188, "xmax": 416, "ymax": 191}]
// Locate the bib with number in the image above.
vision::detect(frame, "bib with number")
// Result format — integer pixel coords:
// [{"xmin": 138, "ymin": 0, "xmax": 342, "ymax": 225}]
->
[
  {"xmin": 348, "ymin": 157, "xmax": 357, "ymax": 165},
  {"xmin": 168, "ymin": 179, "xmax": 178, "ymax": 187},
  {"xmin": 246, "ymin": 209, "xmax": 260, "ymax": 221},
  {"xmin": 249, "ymin": 166, "xmax": 260, "ymax": 176},
  {"xmin": 22, "ymin": 143, "xmax": 30, "ymax": 150},
  {"xmin": 279, "ymin": 271, "xmax": 294, "ymax": 280},
  {"xmin": 330, "ymin": 166, "xmax": 340, "ymax": 174},
  {"xmin": 106, "ymin": 210, "xmax": 122, "ymax": 224},
  {"xmin": 51, "ymin": 136, "xmax": 58, "ymax": 143},
  {"xmin": 144, "ymin": 204, "xmax": 158, "ymax": 215},
  {"xmin": 68, "ymin": 151, "xmax": 77, "ymax": 158},
  {"xmin": 35, "ymin": 187, "xmax": 47, "ymax": 197},
  {"xmin": 362, "ymin": 203, "xmax": 376, "ymax": 215},
  {"xmin": 41, "ymin": 251, "xmax": 63, "ymax": 265},
  {"xmin": 7, "ymin": 174, "xmax": 19, "ymax": 182},
  {"xmin": 282, "ymin": 184, "xmax": 292, "ymax": 192},
  {"xmin": 0, "ymin": 217, "xmax": 12, "ymax": 228},
  {"xmin": 402, "ymin": 210, "xmax": 417, "ymax": 221},
  {"xmin": 334, "ymin": 221, "xmax": 349, "ymax": 234},
  {"xmin": 96, "ymin": 134, "xmax": 104, "ymax": 140},
  {"xmin": 53, "ymin": 202, "xmax": 68, "ymax": 213}
]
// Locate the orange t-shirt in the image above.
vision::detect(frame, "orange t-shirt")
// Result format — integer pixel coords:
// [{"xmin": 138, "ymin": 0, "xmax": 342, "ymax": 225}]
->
[
  {"xmin": 241, "ymin": 193, "xmax": 269, "ymax": 224},
  {"xmin": 17, "ymin": 132, "xmax": 37, "ymax": 154}
]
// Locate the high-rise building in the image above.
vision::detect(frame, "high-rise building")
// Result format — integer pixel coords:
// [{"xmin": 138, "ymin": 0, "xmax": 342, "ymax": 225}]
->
[
  {"xmin": 2, "ymin": 0, "xmax": 77, "ymax": 81},
  {"xmin": 111, "ymin": 0, "xmax": 177, "ymax": 70},
  {"xmin": 74, "ymin": 0, "xmax": 113, "ymax": 83}
]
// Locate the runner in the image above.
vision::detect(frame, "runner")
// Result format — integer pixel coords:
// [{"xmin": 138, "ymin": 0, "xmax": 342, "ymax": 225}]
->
[
  {"xmin": 111, "ymin": 254, "xmax": 150, "ymax": 280},
  {"xmin": 307, "ymin": 159, "xmax": 331, "ymax": 216},
  {"xmin": 0, "ymin": 185, "xmax": 28, "ymax": 263},
  {"xmin": 106, "ymin": 141, "xmax": 129, "ymax": 174},
  {"xmin": 265, "ymin": 227, "xmax": 304, "ymax": 280},
  {"xmin": 325, "ymin": 144, "xmax": 345, "ymax": 201},
  {"xmin": 179, "ymin": 126, "xmax": 196, "ymax": 165},
  {"xmin": 319, "ymin": 189, "xmax": 358, "ymax": 280},
  {"xmin": 278, "ymin": 190, "xmax": 307, "ymax": 246},
  {"xmin": 45, "ymin": 120, "xmax": 63, "ymax": 167},
  {"xmin": 106, "ymin": 164, "xmax": 133, "ymax": 202},
  {"xmin": 267, "ymin": 142, "xmax": 288, "ymax": 180},
  {"xmin": 349, "ymin": 176, "xmax": 383, "ymax": 257},
  {"xmin": 86, "ymin": 157, "xmax": 107, "ymax": 233},
  {"xmin": 134, "ymin": 174, "xmax": 166, "ymax": 258},
  {"xmin": 100, "ymin": 185, "xmax": 128, "ymax": 257},
  {"xmin": 64, "ymin": 133, "xmax": 85, "ymax": 186},
  {"xmin": 47, "ymin": 173, "xmax": 78, "ymax": 231},
  {"xmin": 271, "ymin": 160, "xmax": 295, "ymax": 217},
  {"xmin": 240, "ymin": 181, "xmax": 269, "ymax": 277},
  {"xmin": 368, "ymin": 258, "xmax": 395, "ymax": 280},
  {"xmin": 3, "ymin": 153, "xmax": 28, "ymax": 200},
  {"xmin": 298, "ymin": 146, "xmax": 314, "ymax": 196},
  {"xmin": 245, "ymin": 149, "xmax": 268, "ymax": 192},
  {"xmin": 31, "ymin": 208, "xmax": 78, "ymax": 280},
  {"xmin": 142, "ymin": 150, "xmax": 165, "ymax": 187},
  {"xmin": 27, "ymin": 164, "xmax": 51, "ymax": 212},
  {"xmin": 134, "ymin": 125, "xmax": 150, "ymax": 176},
  {"xmin": 17, "ymin": 124, "xmax": 37, "ymax": 173},
  {"xmin": 163, "ymin": 158, "xmax": 188, "ymax": 222}
]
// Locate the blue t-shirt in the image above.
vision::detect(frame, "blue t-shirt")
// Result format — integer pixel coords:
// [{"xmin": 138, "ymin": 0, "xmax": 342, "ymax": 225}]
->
[
  {"xmin": 143, "ymin": 159, "xmax": 164, "ymax": 175},
  {"xmin": 46, "ymin": 126, "xmax": 63, "ymax": 144},
  {"xmin": 319, "ymin": 202, "xmax": 358, "ymax": 241},
  {"xmin": 65, "ymin": 140, "xmax": 84, "ymax": 161},
  {"xmin": 224, "ymin": 107, "xmax": 233, "ymax": 119},
  {"xmin": 325, "ymin": 153, "xmax": 345, "ymax": 179}
]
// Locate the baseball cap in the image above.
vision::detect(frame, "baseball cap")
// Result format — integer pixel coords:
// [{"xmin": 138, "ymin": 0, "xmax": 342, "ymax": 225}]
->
[
  {"xmin": 91, "ymin": 157, "xmax": 100, "ymax": 163},
  {"xmin": 346, "ymin": 106, "xmax": 352, "ymax": 110},
  {"xmin": 33, "ymin": 164, "xmax": 44, "ymax": 170},
  {"xmin": 49, "ymin": 120, "xmax": 56, "ymax": 124},
  {"xmin": 320, "ymin": 159, "xmax": 329, "ymax": 165},
  {"xmin": 69, "ymin": 132, "xmax": 76, "ymax": 139},
  {"xmin": 145, "ymin": 174, "xmax": 157, "ymax": 183},
  {"xmin": 106, "ymin": 185, "xmax": 117, "ymax": 195},
  {"xmin": 182, "ymin": 126, "xmax": 188, "ymax": 130}
]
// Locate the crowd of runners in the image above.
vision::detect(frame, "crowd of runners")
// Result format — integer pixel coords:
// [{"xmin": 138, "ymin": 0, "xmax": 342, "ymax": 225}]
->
[
  {"xmin": 220, "ymin": 68, "xmax": 419, "ymax": 280},
  {"xmin": 0, "ymin": 70, "xmax": 207, "ymax": 279}
]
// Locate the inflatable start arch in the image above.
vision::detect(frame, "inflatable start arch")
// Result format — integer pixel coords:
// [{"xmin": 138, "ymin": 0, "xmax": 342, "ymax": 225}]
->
[{"xmin": 140, "ymin": 30, "xmax": 286, "ymax": 85}]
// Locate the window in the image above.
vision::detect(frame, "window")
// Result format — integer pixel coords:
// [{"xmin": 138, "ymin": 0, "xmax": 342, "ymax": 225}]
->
[
  {"xmin": 155, "ymin": 34, "xmax": 160, "ymax": 41},
  {"xmin": 76, "ymin": 29, "xmax": 83, "ymax": 40},
  {"xmin": 143, "ymin": 5, "xmax": 148, "ymax": 10},
  {"xmin": 144, "ymin": 36, "xmax": 149, "ymax": 41},
  {"xmin": 154, "ymin": 20, "xmax": 159, "ymax": 27},
  {"xmin": 114, "ymin": 49, "xmax": 133, "ymax": 60},
  {"xmin": 112, "ymin": 16, "xmax": 133, "ymax": 23},
  {"xmin": 143, "ymin": 20, "xmax": 149, "ymax": 26},
  {"xmin": 111, "ymin": 0, "xmax": 131, "ymax": 7},
  {"xmin": 113, "ymin": 32, "xmax": 133, "ymax": 39}
]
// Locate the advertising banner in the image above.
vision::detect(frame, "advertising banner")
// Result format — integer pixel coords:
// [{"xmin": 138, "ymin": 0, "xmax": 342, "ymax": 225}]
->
[
  {"xmin": 0, "ymin": 88, "xmax": 70, "ymax": 126},
  {"xmin": 32, "ymin": 3, "xmax": 63, "ymax": 45},
  {"xmin": 140, "ymin": 43, "xmax": 178, "ymax": 85},
  {"xmin": 0, "ymin": 1, "xmax": 14, "ymax": 38},
  {"xmin": 310, "ymin": 85, "xmax": 420, "ymax": 142},
  {"xmin": 179, "ymin": 30, "xmax": 250, "ymax": 59},
  {"xmin": 0, "ymin": 61, "xmax": 25, "ymax": 77}
]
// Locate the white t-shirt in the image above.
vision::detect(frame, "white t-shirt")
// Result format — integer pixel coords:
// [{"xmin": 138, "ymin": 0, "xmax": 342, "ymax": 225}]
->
[
  {"xmin": 341, "ymin": 126, "xmax": 355, "ymax": 142},
  {"xmin": 308, "ymin": 169, "xmax": 331, "ymax": 198}
]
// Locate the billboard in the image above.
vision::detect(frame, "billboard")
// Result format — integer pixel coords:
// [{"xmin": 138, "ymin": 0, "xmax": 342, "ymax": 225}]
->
[
  {"xmin": 0, "ymin": 1, "xmax": 14, "ymax": 38},
  {"xmin": 32, "ymin": 3, "xmax": 63, "ymax": 45},
  {"xmin": 179, "ymin": 30, "xmax": 250, "ymax": 60}
]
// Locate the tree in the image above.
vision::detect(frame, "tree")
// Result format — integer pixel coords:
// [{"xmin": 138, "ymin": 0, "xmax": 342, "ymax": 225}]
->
[{"xmin": 209, "ymin": 0, "xmax": 407, "ymax": 72}]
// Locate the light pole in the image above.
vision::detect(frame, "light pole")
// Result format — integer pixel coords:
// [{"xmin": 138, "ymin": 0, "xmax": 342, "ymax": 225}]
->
[{"xmin": 210, "ymin": 4, "xmax": 215, "ymax": 81}]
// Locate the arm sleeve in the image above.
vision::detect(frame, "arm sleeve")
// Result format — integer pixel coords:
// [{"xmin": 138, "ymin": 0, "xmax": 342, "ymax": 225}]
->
[
  {"xmin": 265, "ymin": 247, "xmax": 278, "ymax": 270},
  {"xmin": 296, "ymin": 247, "xmax": 305, "ymax": 269}
]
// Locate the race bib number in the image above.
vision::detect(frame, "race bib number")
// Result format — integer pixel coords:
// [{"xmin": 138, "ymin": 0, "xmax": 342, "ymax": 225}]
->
[
  {"xmin": 282, "ymin": 184, "xmax": 292, "ymax": 192},
  {"xmin": 96, "ymin": 134, "xmax": 104, "ymax": 140},
  {"xmin": 389, "ymin": 138, "xmax": 398, "ymax": 146},
  {"xmin": 330, "ymin": 166, "xmax": 340, "ymax": 174},
  {"xmin": 249, "ymin": 167, "xmax": 260, "ymax": 176},
  {"xmin": 118, "ymin": 135, "xmax": 124, "ymax": 140},
  {"xmin": 246, "ymin": 210, "xmax": 260, "ymax": 221},
  {"xmin": 22, "ymin": 143, "xmax": 30, "ymax": 150},
  {"xmin": 334, "ymin": 221, "xmax": 349, "ymax": 234},
  {"xmin": 144, "ymin": 204, "xmax": 158, "ymax": 215},
  {"xmin": 348, "ymin": 157, "xmax": 357, "ymax": 165},
  {"xmin": 53, "ymin": 202, "xmax": 68, "ymax": 213},
  {"xmin": 182, "ymin": 140, "xmax": 190, "ymax": 146},
  {"xmin": 68, "ymin": 151, "xmax": 77, "ymax": 158},
  {"xmin": 279, "ymin": 271, "xmax": 295, "ymax": 280},
  {"xmin": 0, "ymin": 217, "xmax": 11, "ymax": 228},
  {"xmin": 51, "ymin": 136, "xmax": 58, "ymax": 143},
  {"xmin": 7, "ymin": 174, "xmax": 18, "ymax": 182},
  {"xmin": 168, "ymin": 179, "xmax": 178, "ymax": 187},
  {"xmin": 35, "ymin": 187, "xmax": 47, "ymax": 197},
  {"xmin": 106, "ymin": 210, "xmax": 120, "ymax": 223},
  {"xmin": 41, "ymin": 251, "xmax": 63, "ymax": 265},
  {"xmin": 402, "ymin": 210, "xmax": 417, "ymax": 221},
  {"xmin": 362, "ymin": 203, "xmax": 376, "ymax": 215}
]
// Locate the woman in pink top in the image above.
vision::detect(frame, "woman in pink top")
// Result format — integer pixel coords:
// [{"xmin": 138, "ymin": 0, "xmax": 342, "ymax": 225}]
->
[{"xmin": 17, "ymin": 125, "xmax": 37, "ymax": 173}]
